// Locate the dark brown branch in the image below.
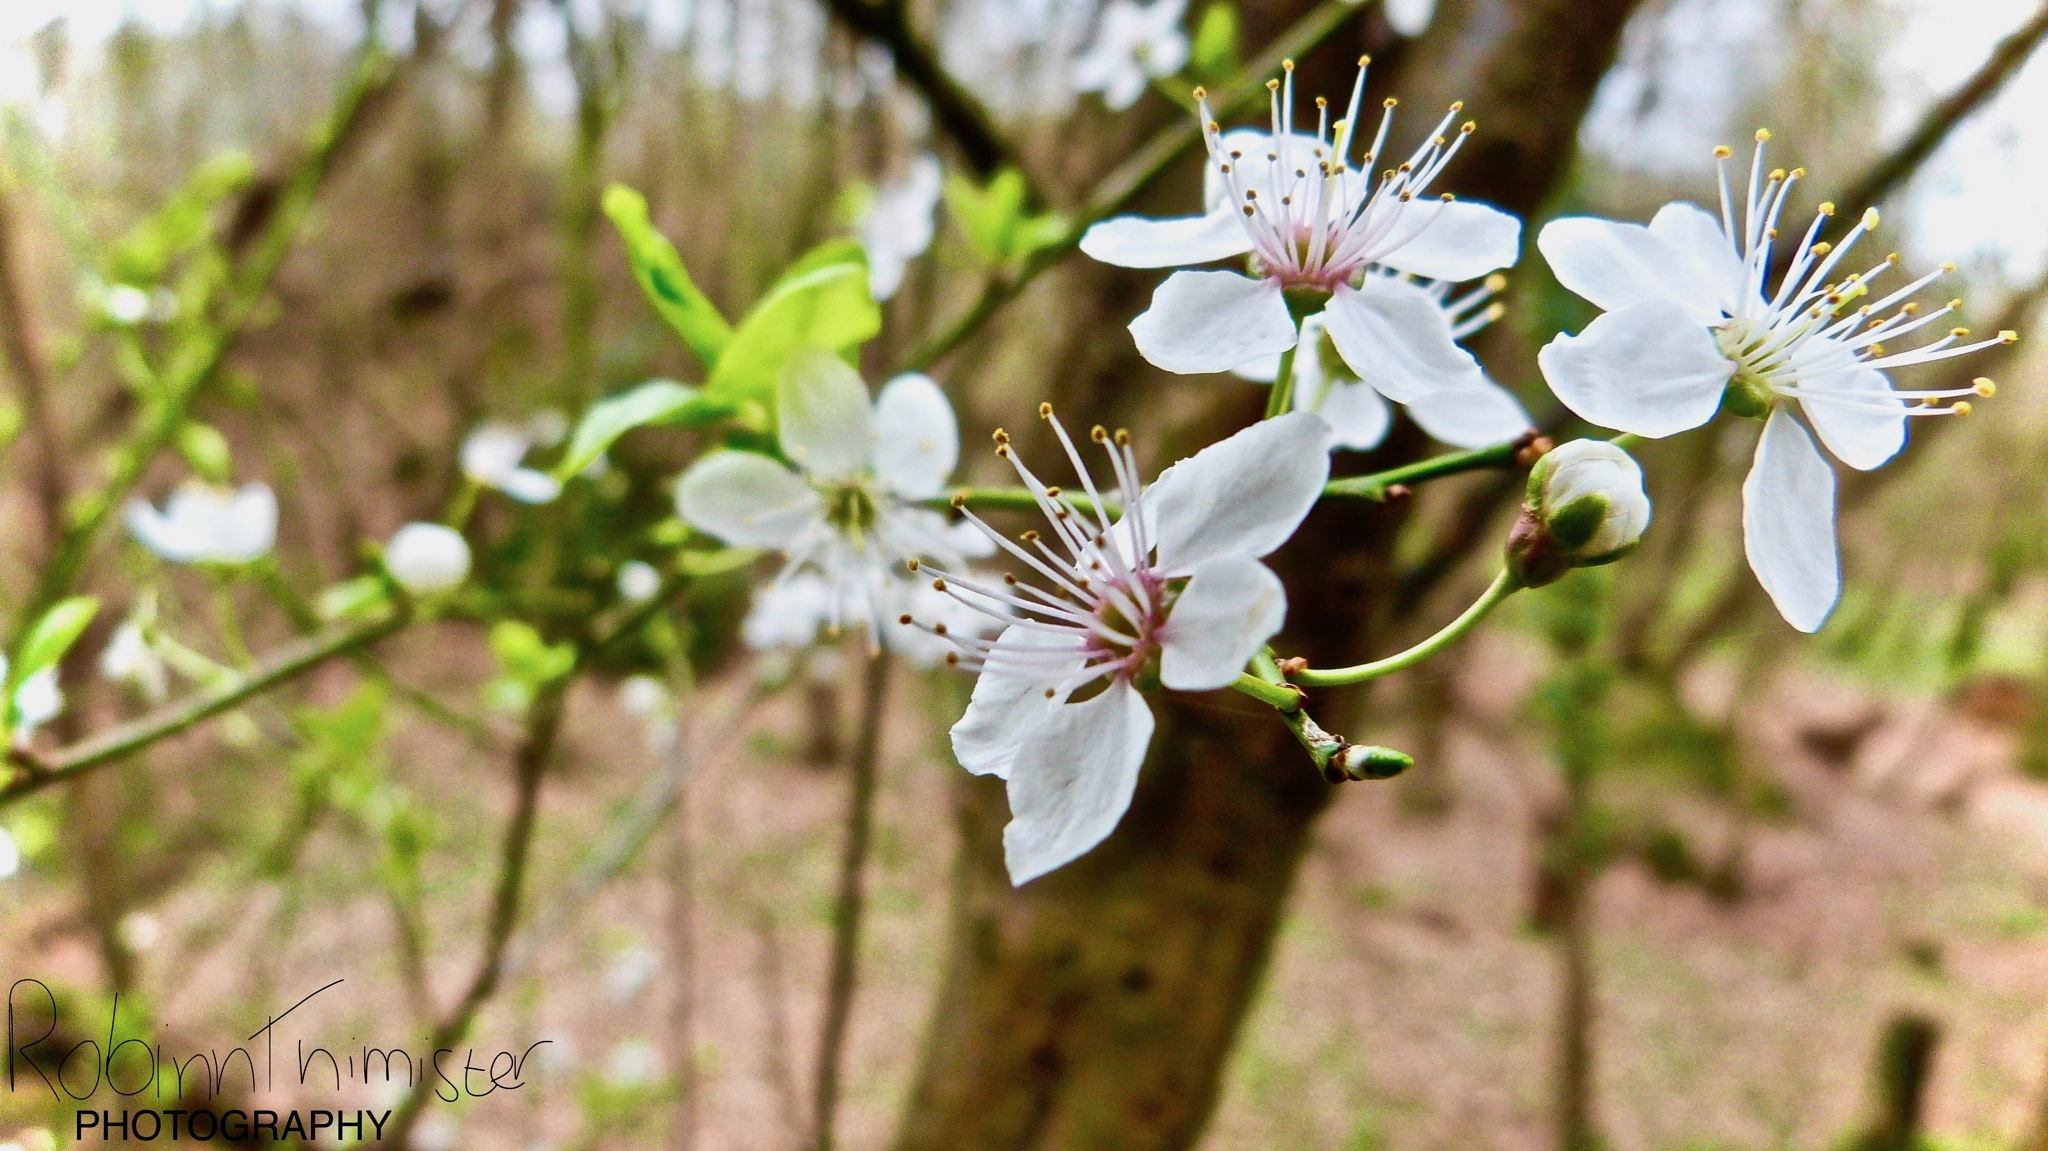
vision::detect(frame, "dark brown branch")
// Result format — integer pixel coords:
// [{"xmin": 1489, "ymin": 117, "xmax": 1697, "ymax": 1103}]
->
[
  {"xmin": 812, "ymin": 651, "xmax": 890, "ymax": 1151},
  {"xmin": 1836, "ymin": 1, "xmax": 2048, "ymax": 214},
  {"xmin": 0, "ymin": 179, "xmax": 69, "ymax": 562},
  {"xmin": 821, "ymin": 0, "xmax": 1019, "ymax": 179}
]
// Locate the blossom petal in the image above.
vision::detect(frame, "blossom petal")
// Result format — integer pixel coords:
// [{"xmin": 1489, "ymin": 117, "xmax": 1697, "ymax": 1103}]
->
[
  {"xmin": 777, "ymin": 348, "xmax": 875, "ymax": 482},
  {"xmin": 497, "ymin": 468, "xmax": 563, "ymax": 504},
  {"xmin": 1143, "ymin": 410, "xmax": 1331, "ymax": 575},
  {"xmin": 1790, "ymin": 341, "xmax": 1905, "ymax": 472},
  {"xmin": 216, "ymin": 485, "xmax": 279, "ymax": 563},
  {"xmin": 871, "ymin": 372, "xmax": 960, "ymax": 499},
  {"xmin": 1743, "ymin": 409, "xmax": 1839, "ymax": 634},
  {"xmin": 1323, "ymin": 277, "xmax": 1487, "ymax": 403},
  {"xmin": 1002, "ymin": 679, "xmax": 1154, "ymax": 885},
  {"xmin": 1536, "ymin": 298, "xmax": 1733, "ymax": 437},
  {"xmin": 1297, "ymin": 377, "xmax": 1392, "ymax": 450},
  {"xmin": 1648, "ymin": 201, "xmax": 1744, "ymax": 317},
  {"xmin": 1537, "ymin": 213, "xmax": 1729, "ymax": 325},
  {"xmin": 674, "ymin": 451, "xmax": 822, "ymax": 550},
  {"xmin": 1404, "ymin": 377, "xmax": 1534, "ymax": 449},
  {"xmin": 1160, "ymin": 556, "xmax": 1286, "ymax": 691},
  {"xmin": 1128, "ymin": 270, "xmax": 1297, "ymax": 374},
  {"xmin": 1376, "ymin": 200, "xmax": 1522, "ymax": 283},
  {"xmin": 950, "ymin": 625, "xmax": 1087, "ymax": 778},
  {"xmin": 1079, "ymin": 209, "xmax": 1252, "ymax": 269}
]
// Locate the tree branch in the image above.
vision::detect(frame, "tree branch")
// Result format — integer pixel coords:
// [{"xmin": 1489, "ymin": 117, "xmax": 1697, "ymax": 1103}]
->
[{"xmin": 820, "ymin": 0, "xmax": 1020, "ymax": 179}]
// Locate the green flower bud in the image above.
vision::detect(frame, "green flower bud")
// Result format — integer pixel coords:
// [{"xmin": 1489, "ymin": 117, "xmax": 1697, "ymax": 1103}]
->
[{"xmin": 1505, "ymin": 439, "xmax": 1651, "ymax": 588}]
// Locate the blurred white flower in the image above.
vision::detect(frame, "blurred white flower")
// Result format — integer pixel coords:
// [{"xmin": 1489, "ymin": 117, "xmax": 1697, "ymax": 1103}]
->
[
  {"xmin": 889, "ymin": 573, "xmax": 1006, "ymax": 669},
  {"xmin": 742, "ymin": 572, "xmax": 835, "ymax": 651},
  {"xmin": 125, "ymin": 482, "xmax": 277, "ymax": 564},
  {"xmin": 604, "ymin": 1040, "xmax": 662, "ymax": 1088},
  {"xmin": 1072, "ymin": 0, "xmax": 1189, "ymax": 111},
  {"xmin": 411, "ymin": 1113, "xmax": 459, "ymax": 1151},
  {"xmin": 1232, "ymin": 277, "xmax": 1530, "ymax": 450},
  {"xmin": 617, "ymin": 675, "xmax": 678, "ymax": 752},
  {"xmin": 11, "ymin": 668, "xmax": 62, "ymax": 750},
  {"xmin": 1081, "ymin": 61, "xmax": 1520, "ymax": 393},
  {"xmin": 102, "ymin": 283, "xmax": 150, "ymax": 325},
  {"xmin": 100, "ymin": 622, "xmax": 169, "ymax": 703},
  {"xmin": 461, "ymin": 422, "xmax": 563, "ymax": 504},
  {"xmin": 385, "ymin": 523, "xmax": 472, "ymax": 595},
  {"xmin": 526, "ymin": 408, "xmax": 570, "ymax": 448},
  {"xmin": 617, "ymin": 560, "xmax": 662, "ymax": 603},
  {"xmin": 0, "ymin": 827, "xmax": 20, "ymax": 880},
  {"xmin": 117, "ymin": 911, "xmax": 160, "ymax": 953},
  {"xmin": 676, "ymin": 353, "xmax": 992, "ymax": 643},
  {"xmin": 861, "ymin": 154, "xmax": 944, "ymax": 301},
  {"xmin": 1384, "ymin": 0, "xmax": 1437, "ymax": 36},
  {"xmin": 604, "ymin": 943, "xmax": 662, "ymax": 1004},
  {"xmin": 924, "ymin": 409, "xmax": 1330, "ymax": 884},
  {"xmin": 1536, "ymin": 134, "xmax": 2014, "ymax": 632}
]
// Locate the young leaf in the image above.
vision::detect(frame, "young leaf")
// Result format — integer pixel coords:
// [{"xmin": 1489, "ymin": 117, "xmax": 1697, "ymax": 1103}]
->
[
  {"xmin": 14, "ymin": 596, "xmax": 101, "ymax": 686},
  {"xmin": 177, "ymin": 422, "xmax": 234, "ymax": 483},
  {"xmin": 1191, "ymin": 2, "xmax": 1241, "ymax": 82},
  {"xmin": 488, "ymin": 621, "xmax": 578, "ymax": 687},
  {"xmin": 603, "ymin": 184, "xmax": 734, "ymax": 370},
  {"xmin": 106, "ymin": 150, "xmax": 256, "ymax": 286},
  {"xmin": 702, "ymin": 243, "xmax": 879, "ymax": 411},
  {"xmin": 555, "ymin": 379, "xmax": 724, "ymax": 479}
]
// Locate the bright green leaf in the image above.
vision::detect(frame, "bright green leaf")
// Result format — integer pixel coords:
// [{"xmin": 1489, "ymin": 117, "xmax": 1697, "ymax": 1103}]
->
[
  {"xmin": 679, "ymin": 547, "xmax": 763, "ymax": 578},
  {"xmin": 944, "ymin": 169, "xmax": 1066, "ymax": 268},
  {"xmin": 107, "ymin": 150, "xmax": 256, "ymax": 286},
  {"xmin": 14, "ymin": 596, "xmax": 101, "ymax": 686},
  {"xmin": 556, "ymin": 379, "xmax": 716, "ymax": 479},
  {"xmin": 603, "ymin": 184, "xmax": 734, "ymax": 370},
  {"xmin": 702, "ymin": 244, "xmax": 879, "ymax": 411},
  {"xmin": 319, "ymin": 575, "xmax": 391, "ymax": 621},
  {"xmin": 488, "ymin": 621, "xmax": 578, "ymax": 688},
  {"xmin": 1191, "ymin": 2, "xmax": 1241, "ymax": 82},
  {"xmin": 176, "ymin": 422, "xmax": 234, "ymax": 483}
]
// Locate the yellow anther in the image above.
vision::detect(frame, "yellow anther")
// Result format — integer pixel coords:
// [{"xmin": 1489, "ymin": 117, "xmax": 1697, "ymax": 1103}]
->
[
  {"xmin": 1818, "ymin": 201, "xmax": 1835, "ymax": 216},
  {"xmin": 1021, "ymin": 529, "xmax": 1040, "ymax": 542},
  {"xmin": 1485, "ymin": 273, "xmax": 1509, "ymax": 292},
  {"xmin": 1713, "ymin": 145, "xmax": 1733, "ymax": 158},
  {"xmin": 951, "ymin": 493, "xmax": 966, "ymax": 508},
  {"xmin": 1090, "ymin": 425, "xmax": 1108, "ymax": 442},
  {"xmin": 1044, "ymin": 486, "xmax": 1061, "ymax": 498},
  {"xmin": 1974, "ymin": 378, "xmax": 1997, "ymax": 397},
  {"xmin": 1399, "ymin": 191, "xmax": 1413, "ymax": 202},
  {"xmin": 1886, "ymin": 252, "xmax": 1901, "ymax": 265},
  {"xmin": 1316, "ymin": 96, "xmax": 1328, "ymax": 108},
  {"xmin": 1359, "ymin": 54, "xmax": 1371, "ymax": 66},
  {"xmin": 1868, "ymin": 343, "xmax": 1885, "ymax": 356},
  {"xmin": 1940, "ymin": 261, "xmax": 1956, "ymax": 273},
  {"xmin": 1038, "ymin": 401, "xmax": 1054, "ymax": 417},
  {"xmin": 1861, "ymin": 207, "xmax": 1881, "ymax": 229},
  {"xmin": 1483, "ymin": 302, "xmax": 1507, "ymax": 322},
  {"xmin": 1951, "ymin": 327, "xmax": 1970, "ymax": 338},
  {"xmin": 1755, "ymin": 127, "xmax": 1772, "ymax": 142},
  {"xmin": 1193, "ymin": 86, "xmax": 1207, "ymax": 100},
  {"xmin": 1813, "ymin": 241, "xmax": 1832, "ymax": 255},
  {"xmin": 1768, "ymin": 168, "xmax": 1785, "ymax": 181},
  {"xmin": 1449, "ymin": 100, "xmax": 1465, "ymax": 112},
  {"xmin": 1114, "ymin": 428, "xmax": 1132, "ymax": 445},
  {"xmin": 992, "ymin": 428, "xmax": 1010, "ymax": 444},
  {"xmin": 906, "ymin": 558, "xmax": 921, "ymax": 571},
  {"xmin": 1267, "ymin": 79, "xmax": 1280, "ymax": 91},
  {"xmin": 932, "ymin": 578, "xmax": 947, "ymax": 591},
  {"xmin": 1383, "ymin": 97, "xmax": 1398, "ymax": 108},
  {"xmin": 1790, "ymin": 167, "xmax": 1806, "ymax": 178},
  {"xmin": 2000, "ymin": 329, "xmax": 2021, "ymax": 343},
  {"xmin": 1953, "ymin": 401, "xmax": 1973, "ymax": 416},
  {"xmin": 1282, "ymin": 58, "xmax": 1294, "ymax": 71},
  {"xmin": 1461, "ymin": 121, "xmax": 1477, "ymax": 134},
  {"xmin": 1947, "ymin": 298, "xmax": 1963, "ymax": 310},
  {"xmin": 1901, "ymin": 302, "xmax": 1919, "ymax": 315},
  {"xmin": 1441, "ymin": 192, "xmax": 1455, "ymax": 202}
]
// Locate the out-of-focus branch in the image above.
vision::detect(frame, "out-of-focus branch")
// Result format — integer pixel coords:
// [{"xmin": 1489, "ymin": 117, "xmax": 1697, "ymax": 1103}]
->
[
  {"xmin": 898, "ymin": 0, "xmax": 1364, "ymax": 373},
  {"xmin": 0, "ymin": 179, "xmax": 69, "ymax": 560},
  {"xmin": 0, "ymin": 611, "xmax": 411, "ymax": 805},
  {"xmin": 1836, "ymin": 1, "xmax": 2048, "ymax": 214},
  {"xmin": 384, "ymin": 679, "xmax": 567, "ymax": 1151},
  {"xmin": 13, "ymin": 50, "xmax": 400, "ymax": 646},
  {"xmin": 820, "ymin": 0, "xmax": 1020, "ymax": 180}
]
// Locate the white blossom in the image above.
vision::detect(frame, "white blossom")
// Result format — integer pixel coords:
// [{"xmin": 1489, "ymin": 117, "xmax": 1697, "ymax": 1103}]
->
[
  {"xmin": 1232, "ymin": 274, "xmax": 1530, "ymax": 449},
  {"xmin": 617, "ymin": 560, "xmax": 663, "ymax": 603},
  {"xmin": 910, "ymin": 408, "xmax": 1331, "ymax": 884},
  {"xmin": 1384, "ymin": 0, "xmax": 1436, "ymax": 36},
  {"xmin": 385, "ymin": 523, "xmax": 472, "ymax": 594},
  {"xmin": 743, "ymin": 567, "xmax": 1002, "ymax": 668},
  {"xmin": 100, "ymin": 622, "xmax": 169, "ymax": 703},
  {"xmin": 0, "ymin": 827, "xmax": 18, "ymax": 880},
  {"xmin": 676, "ymin": 353, "xmax": 992, "ymax": 643},
  {"xmin": 1080, "ymin": 59, "xmax": 1521, "ymax": 404},
  {"xmin": 861, "ymin": 154, "xmax": 945, "ymax": 301},
  {"xmin": 126, "ymin": 482, "xmax": 276, "ymax": 565},
  {"xmin": 1507, "ymin": 439, "xmax": 1651, "ymax": 587},
  {"xmin": 1072, "ymin": 0, "xmax": 1189, "ymax": 111},
  {"xmin": 461, "ymin": 422, "xmax": 563, "ymax": 504},
  {"xmin": 1535, "ymin": 132, "xmax": 2015, "ymax": 632},
  {"xmin": 0, "ymin": 654, "xmax": 63, "ymax": 750}
]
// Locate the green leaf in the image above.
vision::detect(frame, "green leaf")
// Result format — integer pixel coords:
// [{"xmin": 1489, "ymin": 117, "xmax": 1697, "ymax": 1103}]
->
[
  {"xmin": 488, "ymin": 621, "xmax": 578, "ymax": 688},
  {"xmin": 679, "ymin": 547, "xmax": 763, "ymax": 578},
  {"xmin": 943, "ymin": 170, "xmax": 1068, "ymax": 268},
  {"xmin": 1191, "ymin": 2, "xmax": 1241, "ymax": 82},
  {"xmin": 603, "ymin": 184, "xmax": 734, "ymax": 369},
  {"xmin": 318, "ymin": 575, "xmax": 391, "ymax": 621},
  {"xmin": 107, "ymin": 150, "xmax": 256, "ymax": 285},
  {"xmin": 13, "ymin": 596, "xmax": 100, "ymax": 686},
  {"xmin": 702, "ymin": 243, "xmax": 879, "ymax": 411},
  {"xmin": 556, "ymin": 379, "xmax": 725, "ymax": 479}
]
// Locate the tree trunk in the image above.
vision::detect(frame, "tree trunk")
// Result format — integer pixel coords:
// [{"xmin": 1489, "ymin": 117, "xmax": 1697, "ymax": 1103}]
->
[{"xmin": 893, "ymin": 2, "xmax": 1646, "ymax": 1147}]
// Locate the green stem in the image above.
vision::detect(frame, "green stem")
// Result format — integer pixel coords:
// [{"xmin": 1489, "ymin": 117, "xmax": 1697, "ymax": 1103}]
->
[
  {"xmin": 932, "ymin": 487, "xmax": 1111, "ymax": 519},
  {"xmin": 1264, "ymin": 341, "xmax": 1300, "ymax": 420},
  {"xmin": 1322, "ymin": 438, "xmax": 1527, "ymax": 503},
  {"xmin": 1231, "ymin": 672, "xmax": 1300, "ymax": 711},
  {"xmin": 1227, "ymin": 670, "xmax": 1413, "ymax": 782},
  {"xmin": 1608, "ymin": 432, "xmax": 1645, "ymax": 451},
  {"xmin": 1289, "ymin": 569, "xmax": 1520, "ymax": 687}
]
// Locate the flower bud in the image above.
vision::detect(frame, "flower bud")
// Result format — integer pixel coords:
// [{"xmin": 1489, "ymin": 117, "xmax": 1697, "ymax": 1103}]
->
[
  {"xmin": 1505, "ymin": 440, "xmax": 1651, "ymax": 588},
  {"xmin": 385, "ymin": 523, "xmax": 472, "ymax": 595}
]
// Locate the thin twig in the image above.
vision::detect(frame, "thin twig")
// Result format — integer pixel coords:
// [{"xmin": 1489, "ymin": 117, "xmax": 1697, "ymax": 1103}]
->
[
  {"xmin": 383, "ymin": 680, "xmax": 568, "ymax": 1151},
  {"xmin": 811, "ymin": 651, "xmax": 890, "ymax": 1151},
  {"xmin": 0, "ymin": 177, "xmax": 69, "ymax": 560}
]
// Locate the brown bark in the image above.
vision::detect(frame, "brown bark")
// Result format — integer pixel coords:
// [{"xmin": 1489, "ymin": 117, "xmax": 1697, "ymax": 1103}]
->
[{"xmin": 892, "ymin": 3, "xmax": 1646, "ymax": 1148}]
